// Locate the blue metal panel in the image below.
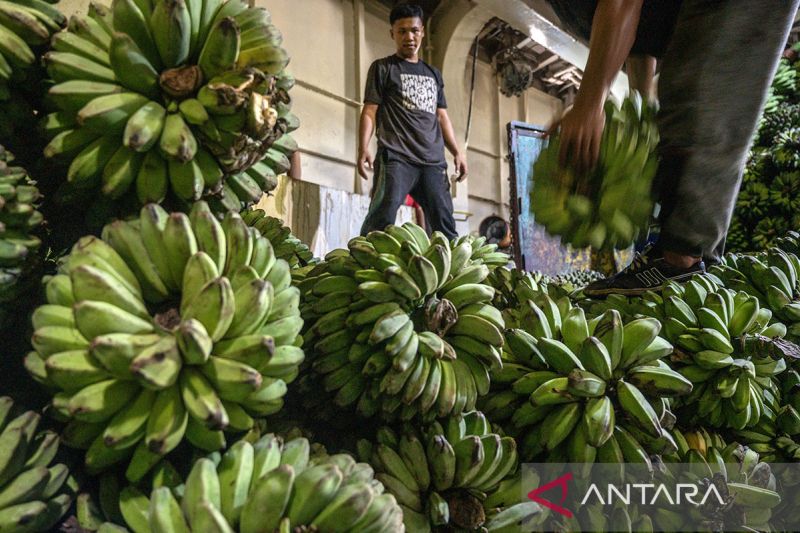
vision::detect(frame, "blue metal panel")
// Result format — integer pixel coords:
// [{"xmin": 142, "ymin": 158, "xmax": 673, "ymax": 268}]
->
[{"xmin": 507, "ymin": 120, "xmax": 594, "ymax": 276}]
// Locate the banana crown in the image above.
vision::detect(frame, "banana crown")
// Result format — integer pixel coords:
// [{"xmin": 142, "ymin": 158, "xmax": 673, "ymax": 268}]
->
[
  {"xmin": 297, "ymin": 223, "xmax": 509, "ymax": 422},
  {"xmin": 530, "ymin": 90, "xmax": 659, "ymax": 250},
  {"xmin": 113, "ymin": 434, "xmax": 403, "ymax": 532},
  {"xmin": 42, "ymin": 0, "xmax": 298, "ymax": 212},
  {"xmin": 0, "ymin": 145, "xmax": 44, "ymax": 299},
  {"xmin": 0, "ymin": 397, "xmax": 76, "ymax": 532},
  {"xmin": 358, "ymin": 410, "xmax": 531, "ymax": 531},
  {"xmin": 27, "ymin": 202, "xmax": 304, "ymax": 480}
]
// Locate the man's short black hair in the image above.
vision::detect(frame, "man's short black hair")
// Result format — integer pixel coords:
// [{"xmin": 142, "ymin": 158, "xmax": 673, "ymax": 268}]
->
[{"xmin": 390, "ymin": 3, "xmax": 424, "ymax": 25}]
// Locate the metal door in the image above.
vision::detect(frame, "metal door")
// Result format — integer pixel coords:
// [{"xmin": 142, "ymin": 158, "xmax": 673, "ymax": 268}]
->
[{"xmin": 507, "ymin": 120, "xmax": 595, "ymax": 275}]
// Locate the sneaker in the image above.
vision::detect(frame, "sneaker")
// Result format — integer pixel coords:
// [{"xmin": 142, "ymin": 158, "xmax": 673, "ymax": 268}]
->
[{"xmin": 583, "ymin": 248, "xmax": 705, "ymax": 297}]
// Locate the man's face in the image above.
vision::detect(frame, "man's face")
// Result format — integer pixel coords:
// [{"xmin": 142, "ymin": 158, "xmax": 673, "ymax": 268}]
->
[{"xmin": 391, "ymin": 17, "xmax": 424, "ymax": 58}]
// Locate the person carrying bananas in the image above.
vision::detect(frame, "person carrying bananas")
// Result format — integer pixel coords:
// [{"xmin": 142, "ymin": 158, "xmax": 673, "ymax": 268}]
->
[
  {"xmin": 545, "ymin": 0, "xmax": 800, "ymax": 296},
  {"xmin": 358, "ymin": 3, "xmax": 467, "ymax": 240}
]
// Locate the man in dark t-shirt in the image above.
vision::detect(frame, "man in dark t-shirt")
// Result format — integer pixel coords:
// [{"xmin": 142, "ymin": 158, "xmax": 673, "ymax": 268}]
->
[{"xmin": 358, "ymin": 3, "xmax": 467, "ymax": 240}]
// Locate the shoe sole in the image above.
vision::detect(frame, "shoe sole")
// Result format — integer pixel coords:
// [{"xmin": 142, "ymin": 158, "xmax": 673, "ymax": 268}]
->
[{"xmin": 584, "ymin": 271, "xmax": 705, "ymax": 298}]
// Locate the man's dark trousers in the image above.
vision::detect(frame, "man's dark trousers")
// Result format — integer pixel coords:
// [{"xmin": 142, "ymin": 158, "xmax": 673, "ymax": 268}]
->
[{"xmin": 361, "ymin": 148, "xmax": 458, "ymax": 240}]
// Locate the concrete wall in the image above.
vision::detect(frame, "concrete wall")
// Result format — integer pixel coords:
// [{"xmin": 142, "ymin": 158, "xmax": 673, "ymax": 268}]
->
[
  {"xmin": 261, "ymin": 0, "xmax": 563, "ymax": 233},
  {"xmin": 58, "ymin": 0, "xmax": 564, "ymax": 238}
]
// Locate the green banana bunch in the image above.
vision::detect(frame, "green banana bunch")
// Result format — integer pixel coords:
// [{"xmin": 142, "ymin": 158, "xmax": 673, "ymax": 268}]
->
[
  {"xmin": 775, "ymin": 229, "xmax": 800, "ymax": 257},
  {"xmin": 0, "ymin": 145, "xmax": 44, "ymax": 324},
  {"xmin": 241, "ymin": 208, "xmax": 316, "ymax": 269},
  {"xmin": 531, "ymin": 91, "xmax": 659, "ymax": 250},
  {"xmin": 758, "ymin": 102, "xmax": 800, "ymax": 147},
  {"xmin": 729, "ymin": 54, "xmax": 800, "ymax": 252},
  {"xmin": 110, "ymin": 434, "xmax": 403, "ymax": 532},
  {"xmin": 550, "ymin": 500, "xmax": 651, "ymax": 533},
  {"xmin": 0, "ymin": 397, "xmax": 76, "ymax": 531},
  {"xmin": 726, "ymin": 368, "xmax": 800, "ymax": 463},
  {"xmin": 712, "ymin": 248, "xmax": 800, "ymax": 340},
  {"xmin": 662, "ymin": 428, "xmax": 781, "ymax": 532},
  {"xmin": 42, "ymin": 0, "xmax": 298, "ymax": 213},
  {"xmin": 296, "ymin": 224, "xmax": 508, "ymax": 422},
  {"xmin": 545, "ymin": 269, "xmax": 605, "ymax": 296},
  {"xmin": 479, "ymin": 288, "xmax": 689, "ymax": 465},
  {"xmin": 725, "ymin": 367, "xmax": 800, "ymax": 530},
  {"xmin": 357, "ymin": 411, "xmax": 543, "ymax": 532},
  {"xmin": 465, "ymin": 234, "xmax": 512, "ymax": 269},
  {"xmin": 485, "ymin": 266, "xmax": 544, "ymax": 317},
  {"xmin": 27, "ymin": 201, "xmax": 304, "ymax": 481},
  {"xmin": 614, "ymin": 277, "xmax": 787, "ymax": 430},
  {"xmin": 773, "ymin": 127, "xmax": 800, "ymax": 171},
  {"xmin": 0, "ymin": 0, "xmax": 65, "ymax": 99}
]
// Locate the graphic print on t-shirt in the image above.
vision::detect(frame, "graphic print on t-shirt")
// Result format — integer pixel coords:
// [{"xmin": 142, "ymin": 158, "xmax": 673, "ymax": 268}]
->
[{"xmin": 400, "ymin": 73, "xmax": 438, "ymax": 114}]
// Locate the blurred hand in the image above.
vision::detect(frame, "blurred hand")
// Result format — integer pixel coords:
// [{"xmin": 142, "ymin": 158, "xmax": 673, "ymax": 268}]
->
[
  {"xmin": 454, "ymin": 152, "xmax": 468, "ymax": 182},
  {"xmin": 358, "ymin": 149, "xmax": 374, "ymax": 180},
  {"xmin": 548, "ymin": 101, "xmax": 606, "ymax": 178}
]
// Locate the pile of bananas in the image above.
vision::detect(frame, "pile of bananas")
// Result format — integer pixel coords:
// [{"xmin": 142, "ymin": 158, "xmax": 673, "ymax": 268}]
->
[
  {"xmin": 25, "ymin": 201, "xmax": 304, "ymax": 481},
  {"xmin": 729, "ymin": 369, "xmax": 800, "ymax": 530},
  {"xmin": 625, "ymin": 278, "xmax": 786, "ymax": 429},
  {"xmin": 111, "ymin": 434, "xmax": 403, "ymax": 532},
  {"xmin": 730, "ymin": 369, "xmax": 799, "ymax": 462},
  {"xmin": 545, "ymin": 269, "xmax": 606, "ymax": 294},
  {"xmin": 773, "ymin": 127, "xmax": 800, "ymax": 170},
  {"xmin": 42, "ymin": 0, "xmax": 297, "ymax": 211},
  {"xmin": 548, "ymin": 429, "xmax": 782, "ymax": 532},
  {"xmin": 661, "ymin": 429, "xmax": 782, "ymax": 532},
  {"xmin": 530, "ymin": 92, "xmax": 658, "ymax": 250},
  {"xmin": 485, "ymin": 266, "xmax": 543, "ymax": 316},
  {"xmin": 552, "ymin": 501, "xmax": 655, "ymax": 533},
  {"xmin": 775, "ymin": 229, "xmax": 800, "ymax": 254},
  {"xmin": 0, "ymin": 145, "xmax": 43, "ymax": 317},
  {"xmin": 0, "ymin": 397, "xmax": 75, "ymax": 532},
  {"xmin": 729, "ymin": 55, "xmax": 800, "ymax": 252},
  {"xmin": 357, "ymin": 411, "xmax": 544, "ymax": 532},
  {"xmin": 0, "ymin": 0, "xmax": 65, "ymax": 99},
  {"xmin": 763, "ymin": 59, "xmax": 797, "ymax": 115},
  {"xmin": 482, "ymin": 289, "xmax": 690, "ymax": 464},
  {"xmin": 242, "ymin": 208, "xmax": 315, "ymax": 268},
  {"xmin": 296, "ymin": 224, "xmax": 508, "ymax": 422},
  {"xmin": 713, "ymin": 248, "xmax": 800, "ymax": 340}
]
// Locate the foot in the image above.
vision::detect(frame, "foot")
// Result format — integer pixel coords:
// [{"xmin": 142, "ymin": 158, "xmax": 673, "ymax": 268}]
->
[{"xmin": 583, "ymin": 247, "xmax": 705, "ymax": 297}]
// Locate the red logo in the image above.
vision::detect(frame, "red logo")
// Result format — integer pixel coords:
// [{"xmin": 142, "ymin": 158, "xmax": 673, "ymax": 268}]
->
[{"xmin": 528, "ymin": 472, "xmax": 573, "ymax": 518}]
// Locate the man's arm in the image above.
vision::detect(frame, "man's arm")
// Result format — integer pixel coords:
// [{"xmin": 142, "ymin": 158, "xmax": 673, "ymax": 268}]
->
[
  {"xmin": 358, "ymin": 103, "xmax": 379, "ymax": 180},
  {"xmin": 626, "ymin": 54, "xmax": 657, "ymax": 101},
  {"xmin": 437, "ymin": 108, "xmax": 468, "ymax": 181},
  {"xmin": 555, "ymin": 0, "xmax": 644, "ymax": 175}
]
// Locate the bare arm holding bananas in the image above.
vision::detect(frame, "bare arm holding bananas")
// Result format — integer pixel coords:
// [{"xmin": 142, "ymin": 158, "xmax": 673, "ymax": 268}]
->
[{"xmin": 552, "ymin": 0, "xmax": 644, "ymax": 176}]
